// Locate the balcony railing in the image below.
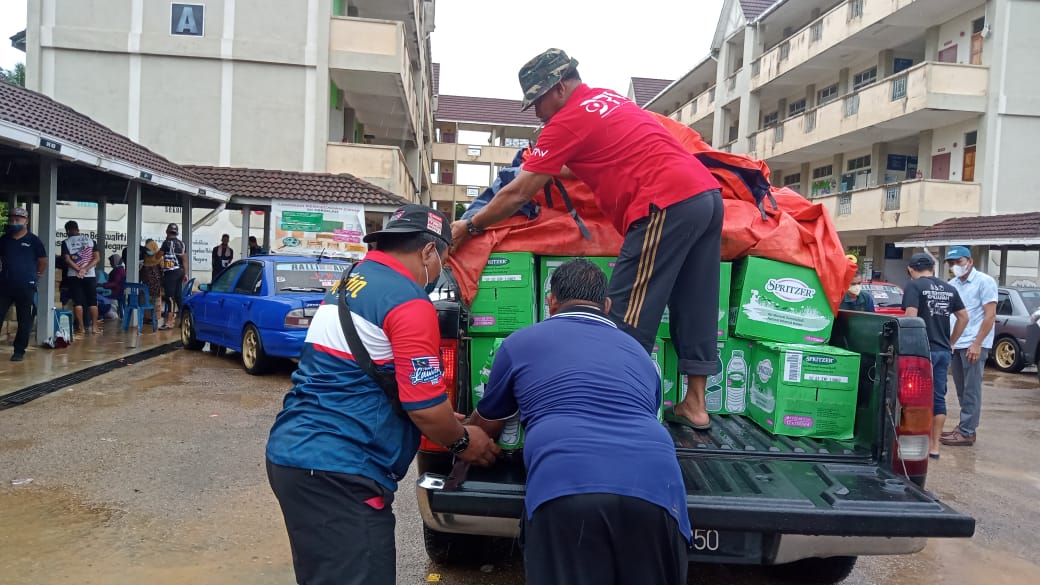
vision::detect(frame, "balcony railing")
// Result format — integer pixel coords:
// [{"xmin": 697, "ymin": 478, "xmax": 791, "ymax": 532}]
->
[
  {"xmin": 818, "ymin": 179, "xmax": 981, "ymax": 232},
  {"xmin": 749, "ymin": 62, "xmax": 988, "ymax": 161},
  {"xmin": 671, "ymin": 85, "xmax": 717, "ymax": 127},
  {"xmin": 752, "ymin": 0, "xmax": 926, "ymax": 90}
]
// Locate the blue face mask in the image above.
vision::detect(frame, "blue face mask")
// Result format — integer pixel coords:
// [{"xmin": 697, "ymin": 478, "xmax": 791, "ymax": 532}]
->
[
  {"xmin": 423, "ymin": 250, "xmax": 442, "ymax": 295},
  {"xmin": 7, "ymin": 223, "xmax": 25, "ymax": 232},
  {"xmin": 145, "ymin": 249, "xmax": 155, "ymax": 256}
]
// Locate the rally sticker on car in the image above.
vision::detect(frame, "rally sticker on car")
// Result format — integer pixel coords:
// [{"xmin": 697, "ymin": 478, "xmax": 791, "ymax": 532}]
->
[{"xmin": 409, "ymin": 356, "xmax": 443, "ymax": 385}]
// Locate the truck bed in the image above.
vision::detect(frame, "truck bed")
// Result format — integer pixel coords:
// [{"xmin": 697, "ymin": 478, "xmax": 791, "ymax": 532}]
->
[{"xmin": 668, "ymin": 413, "xmax": 871, "ymax": 460}]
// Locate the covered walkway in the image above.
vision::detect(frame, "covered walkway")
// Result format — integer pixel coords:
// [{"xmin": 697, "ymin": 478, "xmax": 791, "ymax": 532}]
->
[{"xmin": 896, "ymin": 211, "xmax": 1040, "ymax": 285}]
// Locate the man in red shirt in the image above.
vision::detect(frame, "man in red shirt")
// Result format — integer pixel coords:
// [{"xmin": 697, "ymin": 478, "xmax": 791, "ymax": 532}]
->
[{"xmin": 450, "ymin": 48, "xmax": 723, "ymax": 430}]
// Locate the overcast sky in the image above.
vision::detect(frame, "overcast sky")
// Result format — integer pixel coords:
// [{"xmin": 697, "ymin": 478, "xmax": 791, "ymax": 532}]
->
[{"xmin": 1, "ymin": 1, "xmax": 724, "ymax": 95}]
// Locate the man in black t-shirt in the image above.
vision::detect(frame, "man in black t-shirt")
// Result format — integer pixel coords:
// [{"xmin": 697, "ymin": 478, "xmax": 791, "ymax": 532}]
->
[
  {"xmin": 159, "ymin": 223, "xmax": 188, "ymax": 330},
  {"xmin": 1, "ymin": 207, "xmax": 48, "ymax": 361},
  {"xmin": 902, "ymin": 253, "xmax": 969, "ymax": 459}
]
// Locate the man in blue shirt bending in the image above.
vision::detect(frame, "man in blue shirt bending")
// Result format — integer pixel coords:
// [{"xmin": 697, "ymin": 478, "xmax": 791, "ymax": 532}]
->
[{"xmin": 472, "ymin": 259, "xmax": 690, "ymax": 585}]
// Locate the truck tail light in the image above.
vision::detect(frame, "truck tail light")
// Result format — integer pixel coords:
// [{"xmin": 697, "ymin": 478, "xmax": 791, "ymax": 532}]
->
[
  {"xmin": 419, "ymin": 339, "xmax": 459, "ymax": 453},
  {"xmin": 893, "ymin": 355, "xmax": 933, "ymax": 477}
]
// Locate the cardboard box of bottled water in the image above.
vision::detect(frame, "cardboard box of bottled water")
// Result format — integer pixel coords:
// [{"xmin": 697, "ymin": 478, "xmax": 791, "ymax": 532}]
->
[
  {"xmin": 746, "ymin": 341, "xmax": 860, "ymax": 440},
  {"xmin": 470, "ymin": 337, "xmax": 524, "ymax": 450},
  {"xmin": 538, "ymin": 256, "xmax": 617, "ymax": 321},
  {"xmin": 470, "ymin": 253, "xmax": 536, "ymax": 336},
  {"xmin": 701, "ymin": 337, "xmax": 755, "ymax": 415},
  {"xmin": 729, "ymin": 257, "xmax": 834, "ymax": 344},
  {"xmin": 657, "ymin": 261, "xmax": 731, "ymax": 340}
]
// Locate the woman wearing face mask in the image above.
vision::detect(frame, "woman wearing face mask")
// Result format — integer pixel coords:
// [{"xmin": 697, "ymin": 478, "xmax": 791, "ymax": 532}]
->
[
  {"xmin": 840, "ymin": 275, "xmax": 875, "ymax": 312},
  {"xmin": 139, "ymin": 239, "xmax": 163, "ymax": 325}
]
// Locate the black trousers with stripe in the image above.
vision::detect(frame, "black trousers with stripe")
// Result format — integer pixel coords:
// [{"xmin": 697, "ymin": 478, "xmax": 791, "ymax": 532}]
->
[{"xmin": 607, "ymin": 189, "xmax": 723, "ymax": 376}]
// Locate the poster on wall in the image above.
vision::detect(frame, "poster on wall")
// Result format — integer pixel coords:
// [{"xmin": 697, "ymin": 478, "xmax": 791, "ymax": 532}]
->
[{"xmin": 269, "ymin": 200, "xmax": 367, "ymax": 260}]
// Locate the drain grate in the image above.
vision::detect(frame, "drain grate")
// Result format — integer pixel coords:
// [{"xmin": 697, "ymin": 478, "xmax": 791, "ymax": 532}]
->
[{"xmin": 0, "ymin": 342, "xmax": 183, "ymax": 410}]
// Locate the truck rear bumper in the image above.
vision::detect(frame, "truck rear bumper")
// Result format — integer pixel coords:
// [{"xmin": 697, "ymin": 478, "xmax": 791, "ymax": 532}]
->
[{"xmin": 418, "ymin": 485, "xmax": 926, "ymax": 563}]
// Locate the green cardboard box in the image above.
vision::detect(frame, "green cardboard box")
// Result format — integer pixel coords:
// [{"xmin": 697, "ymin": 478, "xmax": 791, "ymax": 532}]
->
[
  {"xmin": 470, "ymin": 337, "xmax": 524, "ymax": 450},
  {"xmin": 470, "ymin": 252, "xmax": 537, "ymax": 336},
  {"xmin": 729, "ymin": 257, "xmax": 834, "ymax": 344},
  {"xmin": 746, "ymin": 341, "xmax": 860, "ymax": 439},
  {"xmin": 468, "ymin": 337, "xmax": 500, "ymax": 406},
  {"xmin": 698, "ymin": 336, "xmax": 755, "ymax": 415},
  {"xmin": 538, "ymin": 256, "xmax": 616, "ymax": 321},
  {"xmin": 661, "ymin": 340, "xmax": 681, "ymax": 409},
  {"xmin": 650, "ymin": 338, "xmax": 666, "ymax": 421},
  {"xmin": 656, "ymin": 261, "xmax": 731, "ymax": 340}
]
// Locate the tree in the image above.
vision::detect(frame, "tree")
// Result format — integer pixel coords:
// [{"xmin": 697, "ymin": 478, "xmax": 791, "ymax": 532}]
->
[
  {"xmin": 1, "ymin": 63, "xmax": 25, "ymax": 87},
  {"xmin": 454, "ymin": 203, "xmax": 467, "ymax": 221}
]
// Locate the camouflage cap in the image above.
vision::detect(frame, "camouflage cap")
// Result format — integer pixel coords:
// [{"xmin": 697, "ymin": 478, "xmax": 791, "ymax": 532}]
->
[{"xmin": 518, "ymin": 48, "xmax": 579, "ymax": 111}]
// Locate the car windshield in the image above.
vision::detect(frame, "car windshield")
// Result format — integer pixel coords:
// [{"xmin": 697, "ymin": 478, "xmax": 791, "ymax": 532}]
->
[
  {"xmin": 274, "ymin": 262, "xmax": 347, "ymax": 294},
  {"xmin": 864, "ymin": 283, "xmax": 904, "ymax": 307},
  {"xmin": 1020, "ymin": 289, "xmax": 1040, "ymax": 314}
]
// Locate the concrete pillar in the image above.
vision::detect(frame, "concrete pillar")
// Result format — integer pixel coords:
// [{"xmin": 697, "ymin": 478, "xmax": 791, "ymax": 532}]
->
[
  {"xmin": 712, "ymin": 105, "xmax": 729, "ymax": 148},
  {"xmin": 871, "ymin": 142, "xmax": 890, "ymax": 185},
  {"xmin": 262, "ymin": 207, "xmax": 272, "ymax": 251},
  {"xmin": 96, "ymin": 196, "xmax": 107, "ymax": 261},
  {"xmin": 917, "ymin": 130, "xmax": 934, "ymax": 179},
  {"xmin": 36, "ymin": 158, "xmax": 58, "ymax": 344},
  {"xmin": 998, "ymin": 246, "xmax": 1008, "ymax": 285},
  {"xmin": 806, "ymin": 84, "xmax": 817, "ymax": 108},
  {"xmin": 126, "ymin": 182, "xmax": 142, "ymax": 284},
  {"xmin": 924, "ymin": 26, "xmax": 940, "ymax": 61},
  {"xmin": 240, "ymin": 206, "xmax": 252, "ymax": 258},
  {"xmin": 832, "ymin": 153, "xmax": 846, "ymax": 190},
  {"xmin": 877, "ymin": 49, "xmax": 895, "ymax": 78},
  {"xmin": 800, "ymin": 162, "xmax": 811, "ymax": 195},
  {"xmin": 837, "ymin": 67, "xmax": 851, "ymax": 95},
  {"xmin": 181, "ymin": 193, "xmax": 193, "ymax": 280}
]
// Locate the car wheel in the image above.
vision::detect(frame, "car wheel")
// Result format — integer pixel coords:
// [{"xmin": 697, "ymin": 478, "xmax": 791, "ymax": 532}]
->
[
  {"xmin": 768, "ymin": 556, "xmax": 857, "ymax": 585},
  {"xmin": 241, "ymin": 324, "xmax": 271, "ymax": 375},
  {"xmin": 180, "ymin": 310, "xmax": 205, "ymax": 351},
  {"xmin": 422, "ymin": 523, "xmax": 491, "ymax": 566},
  {"xmin": 992, "ymin": 337, "xmax": 1024, "ymax": 373}
]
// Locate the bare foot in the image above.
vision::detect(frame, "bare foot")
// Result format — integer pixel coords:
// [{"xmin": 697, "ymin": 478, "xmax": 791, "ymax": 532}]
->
[
  {"xmin": 673, "ymin": 400, "xmax": 710, "ymax": 428},
  {"xmin": 92, "ymin": 327, "xmax": 104, "ymax": 335}
]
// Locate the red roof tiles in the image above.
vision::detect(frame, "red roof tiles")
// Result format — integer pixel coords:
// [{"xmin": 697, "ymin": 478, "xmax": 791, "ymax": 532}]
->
[
  {"xmin": 630, "ymin": 77, "xmax": 673, "ymax": 107},
  {"xmin": 435, "ymin": 94, "xmax": 541, "ymax": 127},
  {"xmin": 185, "ymin": 166, "xmax": 409, "ymax": 207},
  {"xmin": 0, "ymin": 80, "xmax": 211, "ymax": 187},
  {"xmin": 902, "ymin": 212, "xmax": 1040, "ymax": 245}
]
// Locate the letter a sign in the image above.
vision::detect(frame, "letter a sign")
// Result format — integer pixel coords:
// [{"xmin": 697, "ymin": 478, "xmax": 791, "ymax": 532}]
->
[{"xmin": 171, "ymin": 4, "xmax": 205, "ymax": 36}]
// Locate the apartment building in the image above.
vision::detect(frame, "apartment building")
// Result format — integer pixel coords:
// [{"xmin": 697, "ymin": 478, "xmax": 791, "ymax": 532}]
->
[
  {"xmin": 646, "ymin": 0, "xmax": 1040, "ymax": 283},
  {"xmin": 431, "ymin": 65, "xmax": 540, "ymax": 219},
  {"xmin": 22, "ymin": 0, "xmax": 436, "ymax": 202}
]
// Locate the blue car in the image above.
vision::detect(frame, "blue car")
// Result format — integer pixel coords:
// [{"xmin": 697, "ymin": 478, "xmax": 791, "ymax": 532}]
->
[{"xmin": 180, "ymin": 255, "xmax": 352, "ymax": 374}]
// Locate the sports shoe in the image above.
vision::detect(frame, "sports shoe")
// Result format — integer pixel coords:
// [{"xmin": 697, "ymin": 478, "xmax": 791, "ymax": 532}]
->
[{"xmin": 11, "ymin": 352, "xmax": 25, "ymax": 362}]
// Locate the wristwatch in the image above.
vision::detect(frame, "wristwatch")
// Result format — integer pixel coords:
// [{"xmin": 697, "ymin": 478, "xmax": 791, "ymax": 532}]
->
[
  {"xmin": 465, "ymin": 217, "xmax": 485, "ymax": 236},
  {"xmin": 448, "ymin": 427, "xmax": 470, "ymax": 455}
]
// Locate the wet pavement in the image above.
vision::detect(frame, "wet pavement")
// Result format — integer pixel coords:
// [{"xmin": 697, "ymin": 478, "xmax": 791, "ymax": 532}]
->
[{"xmin": 0, "ymin": 350, "xmax": 1038, "ymax": 584}]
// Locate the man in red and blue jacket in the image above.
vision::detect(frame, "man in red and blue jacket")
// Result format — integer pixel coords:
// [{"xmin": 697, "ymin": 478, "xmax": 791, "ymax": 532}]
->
[{"xmin": 266, "ymin": 205, "xmax": 499, "ymax": 585}]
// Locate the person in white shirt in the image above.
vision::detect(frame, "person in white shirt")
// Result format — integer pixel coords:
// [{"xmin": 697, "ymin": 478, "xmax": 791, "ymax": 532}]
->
[{"xmin": 61, "ymin": 220, "xmax": 101, "ymax": 334}]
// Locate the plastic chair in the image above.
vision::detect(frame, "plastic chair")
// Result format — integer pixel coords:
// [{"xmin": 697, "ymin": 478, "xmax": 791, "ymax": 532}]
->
[{"xmin": 122, "ymin": 283, "xmax": 158, "ymax": 333}]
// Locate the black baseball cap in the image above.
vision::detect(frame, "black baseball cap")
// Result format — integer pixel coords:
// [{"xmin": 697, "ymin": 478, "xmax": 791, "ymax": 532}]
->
[
  {"xmin": 908, "ymin": 252, "xmax": 935, "ymax": 270},
  {"xmin": 166, "ymin": 223, "xmax": 179, "ymax": 234},
  {"xmin": 363, "ymin": 204, "xmax": 452, "ymax": 246}
]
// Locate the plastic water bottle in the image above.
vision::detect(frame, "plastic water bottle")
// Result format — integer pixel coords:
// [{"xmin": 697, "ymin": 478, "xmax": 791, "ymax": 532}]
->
[
  {"xmin": 705, "ymin": 350, "xmax": 724, "ymax": 412},
  {"xmin": 726, "ymin": 350, "xmax": 748, "ymax": 413}
]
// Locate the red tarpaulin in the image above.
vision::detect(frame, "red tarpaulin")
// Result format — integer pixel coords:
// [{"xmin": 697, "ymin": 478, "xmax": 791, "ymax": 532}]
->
[{"xmin": 446, "ymin": 112, "xmax": 856, "ymax": 313}]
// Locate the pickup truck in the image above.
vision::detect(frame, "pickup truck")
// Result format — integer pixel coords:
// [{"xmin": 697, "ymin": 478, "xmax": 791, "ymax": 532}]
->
[{"xmin": 416, "ymin": 287, "xmax": 976, "ymax": 584}]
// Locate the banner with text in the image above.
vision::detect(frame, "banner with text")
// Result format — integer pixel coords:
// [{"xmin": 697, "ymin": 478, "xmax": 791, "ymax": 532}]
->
[{"xmin": 269, "ymin": 200, "xmax": 367, "ymax": 260}]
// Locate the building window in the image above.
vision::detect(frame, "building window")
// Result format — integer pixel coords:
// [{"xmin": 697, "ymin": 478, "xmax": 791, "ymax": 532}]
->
[
  {"xmin": 818, "ymin": 84, "xmax": 839, "ymax": 104},
  {"xmin": 838, "ymin": 194, "xmax": 852, "ymax": 215},
  {"xmin": 752, "ymin": 60, "xmax": 760, "ymax": 77},
  {"xmin": 852, "ymin": 67, "xmax": 877, "ymax": 90},
  {"xmin": 849, "ymin": 0, "xmax": 864, "ymax": 19},
  {"xmin": 891, "ymin": 75, "xmax": 908, "ymax": 100},
  {"xmin": 813, "ymin": 165, "xmax": 833, "ymax": 179},
  {"xmin": 972, "ymin": 17, "xmax": 985, "ymax": 34},
  {"xmin": 763, "ymin": 111, "xmax": 779, "ymax": 128},
  {"xmin": 844, "ymin": 94, "xmax": 860, "ymax": 117},
  {"xmin": 965, "ymin": 130, "xmax": 978, "ymax": 147},
  {"xmin": 810, "ymin": 21, "xmax": 823, "ymax": 43},
  {"xmin": 784, "ymin": 173, "xmax": 802, "ymax": 186},
  {"xmin": 804, "ymin": 110, "xmax": 817, "ymax": 133},
  {"xmin": 788, "ymin": 99, "xmax": 807, "ymax": 117},
  {"xmin": 774, "ymin": 125, "xmax": 785, "ymax": 143},
  {"xmin": 884, "ymin": 185, "xmax": 901, "ymax": 211},
  {"xmin": 779, "ymin": 41, "xmax": 791, "ymax": 62},
  {"xmin": 847, "ymin": 155, "xmax": 871, "ymax": 171}
]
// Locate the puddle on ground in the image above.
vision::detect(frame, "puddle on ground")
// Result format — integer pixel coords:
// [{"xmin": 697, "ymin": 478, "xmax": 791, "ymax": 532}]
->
[{"xmin": 0, "ymin": 487, "xmax": 291, "ymax": 585}]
